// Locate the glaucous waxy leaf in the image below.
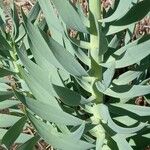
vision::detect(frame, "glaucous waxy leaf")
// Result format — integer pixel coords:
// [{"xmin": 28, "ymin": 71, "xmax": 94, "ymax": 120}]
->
[
  {"xmin": 47, "ymin": 37, "xmax": 88, "ymax": 77},
  {"xmin": 16, "ymin": 92, "xmax": 83, "ymax": 125},
  {"xmin": 38, "ymin": 0, "xmax": 63, "ymax": 32},
  {"xmin": 101, "ymin": 37, "xmax": 150, "ymax": 68},
  {"xmin": 52, "ymin": 84, "xmax": 88, "ymax": 106},
  {"xmin": 0, "ymin": 67, "xmax": 16, "ymax": 77},
  {"xmin": 16, "ymin": 135, "xmax": 40, "ymax": 150},
  {"xmin": 0, "ymin": 91, "xmax": 14, "ymax": 101},
  {"xmin": 94, "ymin": 104, "xmax": 147, "ymax": 134},
  {"xmin": 27, "ymin": 1, "xmax": 40, "ymax": 22},
  {"xmin": 96, "ymin": 83, "xmax": 150, "ymax": 99},
  {"xmin": 51, "ymin": 0, "xmax": 88, "ymax": 33},
  {"xmin": 27, "ymin": 112, "xmax": 94, "ymax": 150},
  {"xmin": 101, "ymin": 0, "xmax": 133, "ymax": 23},
  {"xmin": 111, "ymin": 103, "xmax": 150, "ymax": 117},
  {"xmin": 0, "ymin": 114, "xmax": 21, "ymax": 128},
  {"xmin": 114, "ymin": 0, "xmax": 150, "ymax": 26},
  {"xmin": 0, "ymin": 100, "xmax": 20, "ymax": 110},
  {"xmin": 113, "ymin": 71, "xmax": 142, "ymax": 85},
  {"xmin": 0, "ymin": 128, "xmax": 33, "ymax": 144},
  {"xmin": 2, "ymin": 116, "xmax": 27, "ymax": 148},
  {"xmin": 112, "ymin": 134, "xmax": 133, "ymax": 150}
]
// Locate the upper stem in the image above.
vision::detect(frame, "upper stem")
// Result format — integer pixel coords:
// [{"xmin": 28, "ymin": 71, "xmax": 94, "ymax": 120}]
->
[{"xmin": 89, "ymin": 0, "xmax": 103, "ymax": 103}]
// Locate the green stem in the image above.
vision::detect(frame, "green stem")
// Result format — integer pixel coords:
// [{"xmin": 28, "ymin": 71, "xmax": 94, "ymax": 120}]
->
[
  {"xmin": 10, "ymin": 42, "xmax": 19, "ymax": 73},
  {"xmin": 89, "ymin": 0, "xmax": 103, "ymax": 104}
]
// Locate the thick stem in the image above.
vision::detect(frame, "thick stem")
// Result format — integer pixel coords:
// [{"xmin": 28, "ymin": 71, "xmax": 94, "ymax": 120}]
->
[{"xmin": 89, "ymin": 0, "xmax": 103, "ymax": 103}]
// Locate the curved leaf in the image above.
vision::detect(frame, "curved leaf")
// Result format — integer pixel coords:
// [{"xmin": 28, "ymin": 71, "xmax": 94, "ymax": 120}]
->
[
  {"xmin": 28, "ymin": 112, "xmax": 94, "ymax": 150},
  {"xmin": 16, "ymin": 92, "xmax": 83, "ymax": 125},
  {"xmin": 2, "ymin": 116, "xmax": 27, "ymax": 148},
  {"xmin": 114, "ymin": 0, "xmax": 150, "ymax": 26},
  {"xmin": 51, "ymin": 0, "xmax": 88, "ymax": 33}
]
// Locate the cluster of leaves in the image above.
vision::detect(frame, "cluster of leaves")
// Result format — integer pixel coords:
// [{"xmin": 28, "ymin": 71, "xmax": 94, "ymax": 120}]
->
[{"xmin": 0, "ymin": 0, "xmax": 150, "ymax": 149}]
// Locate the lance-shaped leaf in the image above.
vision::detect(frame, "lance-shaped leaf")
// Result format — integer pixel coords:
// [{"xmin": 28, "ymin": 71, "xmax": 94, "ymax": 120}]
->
[
  {"xmin": 27, "ymin": 112, "xmax": 94, "ymax": 150},
  {"xmin": 51, "ymin": 0, "xmax": 88, "ymax": 33},
  {"xmin": 101, "ymin": 37, "xmax": 150, "ymax": 68},
  {"xmin": 0, "ymin": 128, "xmax": 33, "ymax": 144},
  {"xmin": 112, "ymin": 104, "xmax": 150, "ymax": 117},
  {"xmin": 38, "ymin": 0, "xmax": 63, "ymax": 32},
  {"xmin": 0, "ymin": 67, "xmax": 16, "ymax": 77},
  {"xmin": 114, "ymin": 0, "xmax": 150, "ymax": 26},
  {"xmin": 0, "ymin": 91, "xmax": 14, "ymax": 101},
  {"xmin": 16, "ymin": 135, "xmax": 40, "ymax": 150},
  {"xmin": 52, "ymin": 84, "xmax": 88, "ymax": 106},
  {"xmin": 27, "ymin": 1, "xmax": 40, "ymax": 22},
  {"xmin": 113, "ymin": 71, "xmax": 142, "ymax": 85},
  {"xmin": 37, "ymin": 0, "xmax": 64, "ymax": 45},
  {"xmin": 0, "ymin": 114, "xmax": 21, "ymax": 127},
  {"xmin": 96, "ymin": 104, "xmax": 147, "ymax": 134},
  {"xmin": 24, "ymin": 17, "xmax": 87, "ymax": 77},
  {"xmin": 2, "ymin": 116, "xmax": 27, "ymax": 148},
  {"xmin": 101, "ymin": 0, "xmax": 132, "ymax": 23},
  {"xmin": 0, "ymin": 100, "xmax": 20, "ymax": 109},
  {"xmin": 16, "ymin": 92, "xmax": 82, "ymax": 125},
  {"xmin": 20, "ymin": 68, "xmax": 59, "ymax": 106},
  {"xmin": 96, "ymin": 83, "xmax": 150, "ymax": 99},
  {"xmin": 47, "ymin": 36, "xmax": 88, "ymax": 77},
  {"xmin": 112, "ymin": 134, "xmax": 133, "ymax": 150},
  {"xmin": 102, "ymin": 61, "xmax": 115, "ymax": 89},
  {"xmin": 23, "ymin": 17, "xmax": 63, "ymax": 69}
]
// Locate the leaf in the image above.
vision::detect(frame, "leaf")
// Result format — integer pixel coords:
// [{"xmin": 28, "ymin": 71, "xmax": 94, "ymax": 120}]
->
[
  {"xmin": 0, "ymin": 91, "xmax": 14, "ymax": 101},
  {"xmin": 0, "ymin": 32, "xmax": 11, "ymax": 58},
  {"xmin": 27, "ymin": 112, "xmax": 94, "ymax": 150},
  {"xmin": 15, "ymin": 24, "xmax": 26, "ymax": 43},
  {"xmin": 47, "ymin": 36, "xmax": 88, "ymax": 77},
  {"xmin": 37, "ymin": 0, "xmax": 64, "ymax": 45},
  {"xmin": 12, "ymin": 4, "xmax": 19, "ymax": 40},
  {"xmin": 19, "ymin": 66, "xmax": 59, "ymax": 107},
  {"xmin": 112, "ymin": 103, "xmax": 150, "ymax": 117},
  {"xmin": 37, "ymin": 0, "xmax": 63, "ymax": 32},
  {"xmin": 24, "ymin": 16, "xmax": 87, "ymax": 77},
  {"xmin": 96, "ymin": 104, "xmax": 147, "ymax": 134},
  {"xmin": 0, "ymin": 100, "xmax": 20, "ymax": 109},
  {"xmin": 101, "ymin": 0, "xmax": 133, "ymax": 22},
  {"xmin": 27, "ymin": 1, "xmax": 40, "ymax": 22},
  {"xmin": 113, "ymin": 71, "xmax": 142, "ymax": 85},
  {"xmin": 16, "ymin": 135, "xmax": 40, "ymax": 150},
  {"xmin": 114, "ymin": 0, "xmax": 150, "ymax": 26},
  {"xmin": 2, "ymin": 116, "xmax": 27, "ymax": 148},
  {"xmin": 15, "ymin": 92, "xmax": 83, "ymax": 125},
  {"xmin": 23, "ymin": 16, "xmax": 63, "ymax": 69},
  {"xmin": 27, "ymin": 40, "xmax": 65, "ymax": 87},
  {"xmin": 69, "ymin": 122, "xmax": 85, "ymax": 141},
  {"xmin": 51, "ymin": 0, "xmax": 88, "ymax": 33},
  {"xmin": 0, "ymin": 114, "xmax": 20, "ymax": 127},
  {"xmin": 102, "ymin": 37, "xmax": 150, "ymax": 68},
  {"xmin": 112, "ymin": 134, "xmax": 133, "ymax": 150},
  {"xmin": 52, "ymin": 84, "xmax": 88, "ymax": 106},
  {"xmin": 102, "ymin": 61, "xmax": 115, "ymax": 89},
  {"xmin": 96, "ymin": 83, "xmax": 150, "ymax": 99},
  {"xmin": 99, "ymin": 30, "xmax": 108, "ymax": 55},
  {"xmin": 106, "ymin": 24, "xmax": 133, "ymax": 35},
  {"xmin": 17, "ymin": 47, "xmax": 59, "ymax": 106},
  {"xmin": 0, "ymin": 67, "xmax": 16, "ymax": 77},
  {"xmin": 0, "ymin": 128, "xmax": 33, "ymax": 144},
  {"xmin": 113, "ymin": 116, "xmax": 137, "ymax": 127},
  {"xmin": 108, "ymin": 35, "xmax": 119, "ymax": 49}
]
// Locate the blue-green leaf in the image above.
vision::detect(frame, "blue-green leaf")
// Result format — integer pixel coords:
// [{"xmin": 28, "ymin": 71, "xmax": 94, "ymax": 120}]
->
[
  {"xmin": 2, "ymin": 116, "xmax": 27, "ymax": 148},
  {"xmin": 51, "ymin": 0, "xmax": 88, "ymax": 33},
  {"xmin": 27, "ymin": 112, "xmax": 94, "ymax": 150}
]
